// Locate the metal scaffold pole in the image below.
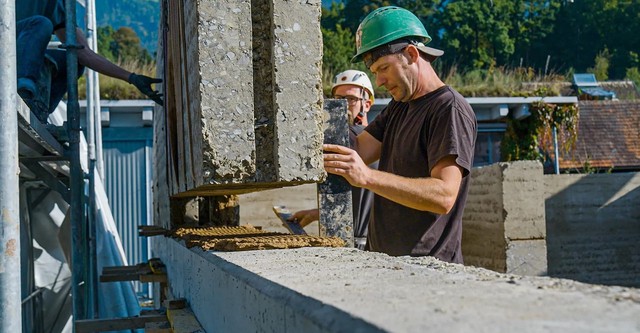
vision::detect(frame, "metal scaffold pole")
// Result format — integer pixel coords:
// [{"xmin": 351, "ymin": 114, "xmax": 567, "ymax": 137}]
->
[
  {"xmin": 0, "ymin": 0, "xmax": 22, "ymax": 332},
  {"xmin": 65, "ymin": 0, "xmax": 88, "ymax": 321},
  {"xmin": 85, "ymin": 0, "xmax": 100, "ymax": 317}
]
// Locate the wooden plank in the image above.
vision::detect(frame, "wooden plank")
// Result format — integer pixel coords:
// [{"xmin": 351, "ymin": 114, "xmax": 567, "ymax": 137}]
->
[
  {"xmin": 163, "ymin": 298, "xmax": 187, "ymax": 310},
  {"xmin": 74, "ymin": 314, "xmax": 167, "ymax": 333},
  {"xmin": 100, "ymin": 273, "xmax": 141, "ymax": 282},
  {"xmin": 140, "ymin": 274, "xmax": 168, "ymax": 283},
  {"xmin": 167, "ymin": 307, "xmax": 205, "ymax": 333}
]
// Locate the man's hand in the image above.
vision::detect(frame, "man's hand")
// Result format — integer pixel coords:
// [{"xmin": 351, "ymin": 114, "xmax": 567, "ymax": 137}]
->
[
  {"xmin": 129, "ymin": 73, "xmax": 163, "ymax": 106},
  {"xmin": 288, "ymin": 209, "xmax": 319, "ymax": 228},
  {"xmin": 323, "ymin": 144, "xmax": 372, "ymax": 187}
]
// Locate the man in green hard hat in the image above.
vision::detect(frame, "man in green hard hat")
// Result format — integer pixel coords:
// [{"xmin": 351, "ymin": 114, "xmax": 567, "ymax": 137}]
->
[{"xmin": 323, "ymin": 6, "xmax": 477, "ymax": 264}]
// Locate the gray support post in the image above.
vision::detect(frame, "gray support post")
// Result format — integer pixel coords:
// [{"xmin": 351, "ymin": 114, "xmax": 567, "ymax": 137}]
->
[
  {"xmin": 318, "ymin": 99, "xmax": 353, "ymax": 247},
  {"xmin": 85, "ymin": 0, "xmax": 99, "ymax": 317},
  {"xmin": 0, "ymin": 1, "xmax": 22, "ymax": 331},
  {"xmin": 64, "ymin": 0, "xmax": 87, "ymax": 321}
]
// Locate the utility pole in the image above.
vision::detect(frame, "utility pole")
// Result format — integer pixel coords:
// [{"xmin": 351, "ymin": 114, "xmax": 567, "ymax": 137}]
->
[{"xmin": 0, "ymin": 0, "xmax": 22, "ymax": 332}]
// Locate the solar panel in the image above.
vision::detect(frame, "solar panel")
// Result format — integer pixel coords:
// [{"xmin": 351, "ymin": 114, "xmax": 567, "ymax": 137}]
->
[{"xmin": 573, "ymin": 73, "xmax": 599, "ymax": 87}]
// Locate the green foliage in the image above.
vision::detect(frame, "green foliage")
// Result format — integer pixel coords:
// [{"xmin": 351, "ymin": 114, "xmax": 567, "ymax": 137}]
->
[
  {"xmin": 501, "ymin": 101, "xmax": 579, "ymax": 166},
  {"xmin": 323, "ymin": 0, "xmax": 638, "ymax": 82},
  {"xmin": 98, "ymin": 26, "xmax": 152, "ymax": 65},
  {"xmin": 95, "ymin": 0, "xmax": 160, "ymax": 54},
  {"xmin": 626, "ymin": 67, "xmax": 640, "ymax": 90},
  {"xmin": 540, "ymin": 0, "xmax": 640, "ymax": 80},
  {"xmin": 97, "ymin": 26, "xmax": 116, "ymax": 62},
  {"xmin": 89, "ymin": 23, "xmax": 156, "ymax": 100},
  {"xmin": 588, "ymin": 48, "xmax": 611, "ymax": 81}
]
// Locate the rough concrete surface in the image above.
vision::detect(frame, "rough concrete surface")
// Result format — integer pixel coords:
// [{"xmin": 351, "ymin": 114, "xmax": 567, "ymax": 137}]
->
[
  {"xmin": 545, "ymin": 172, "xmax": 640, "ymax": 287},
  {"xmin": 195, "ymin": 0, "xmax": 256, "ymax": 184},
  {"xmin": 216, "ymin": 248, "xmax": 640, "ymax": 333},
  {"xmin": 154, "ymin": 237, "xmax": 640, "ymax": 333}
]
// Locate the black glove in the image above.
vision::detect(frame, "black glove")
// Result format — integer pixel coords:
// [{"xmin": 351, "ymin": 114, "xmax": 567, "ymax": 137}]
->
[{"xmin": 128, "ymin": 73, "xmax": 163, "ymax": 106}]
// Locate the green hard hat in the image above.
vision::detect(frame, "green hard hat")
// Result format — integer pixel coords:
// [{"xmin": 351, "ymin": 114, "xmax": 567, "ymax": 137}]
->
[{"xmin": 352, "ymin": 6, "xmax": 436, "ymax": 63}]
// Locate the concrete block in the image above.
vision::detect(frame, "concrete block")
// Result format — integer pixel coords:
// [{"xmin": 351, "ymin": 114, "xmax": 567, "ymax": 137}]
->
[
  {"xmin": 318, "ymin": 99, "xmax": 353, "ymax": 246},
  {"xmin": 506, "ymin": 239, "xmax": 548, "ymax": 276},
  {"xmin": 463, "ymin": 161, "xmax": 547, "ymax": 275},
  {"xmin": 271, "ymin": 0, "xmax": 324, "ymax": 182},
  {"xmin": 191, "ymin": 0, "xmax": 256, "ymax": 185},
  {"xmin": 502, "ymin": 161, "xmax": 546, "ymax": 239},
  {"xmin": 252, "ymin": 0, "xmax": 324, "ymax": 183}
]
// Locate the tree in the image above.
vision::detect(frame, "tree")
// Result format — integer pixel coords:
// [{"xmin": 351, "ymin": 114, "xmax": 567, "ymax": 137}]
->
[
  {"xmin": 97, "ymin": 26, "xmax": 117, "ymax": 63},
  {"xmin": 111, "ymin": 27, "xmax": 153, "ymax": 64},
  {"xmin": 540, "ymin": 0, "xmax": 640, "ymax": 78}
]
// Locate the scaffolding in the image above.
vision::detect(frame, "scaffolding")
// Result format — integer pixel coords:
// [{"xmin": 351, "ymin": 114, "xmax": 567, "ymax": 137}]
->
[{"xmin": 1, "ymin": 0, "xmax": 99, "ymax": 330}]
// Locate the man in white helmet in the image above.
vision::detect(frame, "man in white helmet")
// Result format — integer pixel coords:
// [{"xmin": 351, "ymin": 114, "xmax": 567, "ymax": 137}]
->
[
  {"xmin": 323, "ymin": 7, "xmax": 477, "ymax": 264},
  {"xmin": 290, "ymin": 69, "xmax": 378, "ymax": 250}
]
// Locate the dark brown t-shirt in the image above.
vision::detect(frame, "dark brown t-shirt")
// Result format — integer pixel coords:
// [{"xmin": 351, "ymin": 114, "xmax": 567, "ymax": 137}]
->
[{"xmin": 364, "ymin": 86, "xmax": 477, "ymax": 263}]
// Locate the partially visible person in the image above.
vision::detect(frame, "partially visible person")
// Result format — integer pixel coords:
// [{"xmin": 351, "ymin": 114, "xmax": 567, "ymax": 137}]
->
[
  {"xmin": 16, "ymin": 0, "xmax": 162, "ymax": 123},
  {"xmin": 322, "ymin": 6, "xmax": 477, "ymax": 263},
  {"xmin": 290, "ymin": 69, "xmax": 379, "ymax": 250}
]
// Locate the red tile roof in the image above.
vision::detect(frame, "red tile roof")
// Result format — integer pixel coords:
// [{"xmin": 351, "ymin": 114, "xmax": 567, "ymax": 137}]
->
[{"xmin": 559, "ymin": 100, "xmax": 640, "ymax": 170}]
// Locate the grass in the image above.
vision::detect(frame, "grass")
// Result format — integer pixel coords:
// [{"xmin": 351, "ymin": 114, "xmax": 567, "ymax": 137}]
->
[{"xmin": 324, "ymin": 65, "xmax": 571, "ymax": 100}]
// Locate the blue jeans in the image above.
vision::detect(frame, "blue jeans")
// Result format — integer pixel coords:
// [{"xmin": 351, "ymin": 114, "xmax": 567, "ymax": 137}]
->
[
  {"xmin": 16, "ymin": 16, "xmax": 53, "ymax": 82},
  {"xmin": 16, "ymin": 15, "xmax": 84, "ymax": 117}
]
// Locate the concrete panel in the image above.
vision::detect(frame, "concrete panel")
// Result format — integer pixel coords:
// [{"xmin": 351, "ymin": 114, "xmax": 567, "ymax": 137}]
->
[
  {"xmin": 194, "ymin": 0, "xmax": 256, "ymax": 185},
  {"xmin": 545, "ymin": 172, "xmax": 640, "ymax": 287},
  {"xmin": 152, "ymin": 238, "xmax": 640, "ymax": 333},
  {"xmin": 271, "ymin": 0, "xmax": 324, "ymax": 182}
]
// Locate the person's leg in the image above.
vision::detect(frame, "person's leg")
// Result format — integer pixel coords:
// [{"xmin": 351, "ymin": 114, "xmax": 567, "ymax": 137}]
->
[
  {"xmin": 16, "ymin": 16, "xmax": 53, "ymax": 100},
  {"xmin": 46, "ymin": 49, "xmax": 86, "ymax": 115}
]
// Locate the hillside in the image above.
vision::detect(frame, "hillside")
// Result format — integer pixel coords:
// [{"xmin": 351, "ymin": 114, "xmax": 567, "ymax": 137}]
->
[{"xmin": 94, "ymin": 0, "xmax": 161, "ymax": 54}]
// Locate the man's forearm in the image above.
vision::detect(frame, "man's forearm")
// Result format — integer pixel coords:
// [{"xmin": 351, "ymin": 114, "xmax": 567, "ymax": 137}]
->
[
  {"xmin": 56, "ymin": 28, "xmax": 131, "ymax": 81},
  {"xmin": 362, "ymin": 169, "xmax": 459, "ymax": 214}
]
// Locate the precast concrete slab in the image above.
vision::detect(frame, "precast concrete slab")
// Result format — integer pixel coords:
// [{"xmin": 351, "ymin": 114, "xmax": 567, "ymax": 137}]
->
[{"xmin": 152, "ymin": 237, "xmax": 640, "ymax": 333}]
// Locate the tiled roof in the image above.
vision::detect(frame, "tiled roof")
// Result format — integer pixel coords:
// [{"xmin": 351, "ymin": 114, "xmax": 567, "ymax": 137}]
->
[{"xmin": 559, "ymin": 100, "xmax": 640, "ymax": 170}]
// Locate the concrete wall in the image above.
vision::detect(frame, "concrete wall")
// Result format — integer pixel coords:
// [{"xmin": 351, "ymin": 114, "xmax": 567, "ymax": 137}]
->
[
  {"xmin": 545, "ymin": 172, "xmax": 640, "ymax": 287},
  {"xmin": 462, "ymin": 161, "xmax": 547, "ymax": 276},
  {"xmin": 158, "ymin": 0, "xmax": 325, "ymax": 199},
  {"xmin": 152, "ymin": 237, "xmax": 640, "ymax": 333}
]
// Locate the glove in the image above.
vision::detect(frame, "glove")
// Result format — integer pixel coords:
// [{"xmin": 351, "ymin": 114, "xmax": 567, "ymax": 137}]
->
[{"xmin": 128, "ymin": 73, "xmax": 164, "ymax": 106}]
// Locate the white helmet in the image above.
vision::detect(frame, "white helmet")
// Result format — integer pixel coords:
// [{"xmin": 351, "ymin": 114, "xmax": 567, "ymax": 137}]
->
[{"xmin": 331, "ymin": 70, "xmax": 375, "ymax": 103}]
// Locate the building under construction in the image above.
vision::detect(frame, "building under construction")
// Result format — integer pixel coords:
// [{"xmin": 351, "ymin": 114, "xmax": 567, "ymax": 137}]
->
[{"xmin": 1, "ymin": 0, "xmax": 639, "ymax": 332}]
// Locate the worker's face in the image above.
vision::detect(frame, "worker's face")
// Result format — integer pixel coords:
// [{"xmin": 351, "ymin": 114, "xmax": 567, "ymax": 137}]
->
[
  {"xmin": 369, "ymin": 49, "xmax": 414, "ymax": 103},
  {"xmin": 333, "ymin": 84, "xmax": 371, "ymax": 122}
]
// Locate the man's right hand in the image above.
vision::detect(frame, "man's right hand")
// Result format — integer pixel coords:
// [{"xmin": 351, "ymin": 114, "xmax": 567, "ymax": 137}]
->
[{"xmin": 288, "ymin": 209, "xmax": 319, "ymax": 228}]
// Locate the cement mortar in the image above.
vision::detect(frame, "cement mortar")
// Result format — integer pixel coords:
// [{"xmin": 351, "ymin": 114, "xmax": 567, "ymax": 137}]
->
[{"xmin": 193, "ymin": 246, "xmax": 640, "ymax": 332}]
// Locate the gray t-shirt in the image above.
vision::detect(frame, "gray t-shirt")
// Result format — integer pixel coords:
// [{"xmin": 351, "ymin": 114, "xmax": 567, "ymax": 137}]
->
[
  {"xmin": 364, "ymin": 85, "xmax": 477, "ymax": 263},
  {"xmin": 16, "ymin": 0, "xmax": 66, "ymax": 30}
]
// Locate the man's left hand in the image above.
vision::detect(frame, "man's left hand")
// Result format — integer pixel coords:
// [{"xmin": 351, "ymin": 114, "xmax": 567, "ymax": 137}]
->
[{"xmin": 129, "ymin": 73, "xmax": 163, "ymax": 106}]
